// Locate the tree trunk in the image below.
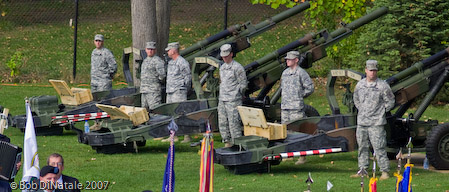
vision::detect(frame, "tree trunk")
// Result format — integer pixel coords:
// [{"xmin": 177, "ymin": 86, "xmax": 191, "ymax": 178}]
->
[
  {"xmin": 131, "ymin": 0, "xmax": 157, "ymax": 86},
  {"xmin": 156, "ymin": 0, "xmax": 170, "ymax": 58}
]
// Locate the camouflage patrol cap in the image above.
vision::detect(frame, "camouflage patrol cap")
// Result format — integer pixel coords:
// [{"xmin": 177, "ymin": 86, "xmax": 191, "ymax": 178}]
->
[
  {"xmin": 366, "ymin": 60, "xmax": 378, "ymax": 70},
  {"xmin": 146, "ymin": 41, "xmax": 156, "ymax": 49},
  {"xmin": 94, "ymin": 34, "xmax": 104, "ymax": 41},
  {"xmin": 284, "ymin": 51, "xmax": 300, "ymax": 60},
  {"xmin": 165, "ymin": 42, "xmax": 179, "ymax": 51},
  {"xmin": 220, "ymin": 44, "xmax": 232, "ymax": 57}
]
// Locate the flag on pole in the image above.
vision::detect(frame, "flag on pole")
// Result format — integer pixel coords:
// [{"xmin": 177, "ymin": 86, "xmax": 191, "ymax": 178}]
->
[
  {"xmin": 199, "ymin": 122, "xmax": 214, "ymax": 192},
  {"xmin": 369, "ymin": 152, "xmax": 377, "ymax": 192},
  {"xmin": 369, "ymin": 177, "xmax": 377, "ymax": 192},
  {"xmin": 400, "ymin": 163, "xmax": 414, "ymax": 192},
  {"xmin": 394, "ymin": 172, "xmax": 403, "ymax": 192},
  {"xmin": 162, "ymin": 119, "xmax": 178, "ymax": 192},
  {"xmin": 21, "ymin": 100, "xmax": 40, "ymax": 188},
  {"xmin": 395, "ymin": 149, "xmax": 404, "ymax": 192}
]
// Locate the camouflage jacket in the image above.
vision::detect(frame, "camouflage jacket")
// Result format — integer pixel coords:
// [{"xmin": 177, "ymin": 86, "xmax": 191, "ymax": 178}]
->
[
  {"xmin": 166, "ymin": 56, "xmax": 191, "ymax": 93},
  {"xmin": 219, "ymin": 60, "xmax": 247, "ymax": 102},
  {"xmin": 140, "ymin": 55, "xmax": 166, "ymax": 93},
  {"xmin": 281, "ymin": 66, "xmax": 314, "ymax": 110},
  {"xmin": 353, "ymin": 78, "xmax": 395, "ymax": 126},
  {"xmin": 90, "ymin": 47, "xmax": 117, "ymax": 82}
]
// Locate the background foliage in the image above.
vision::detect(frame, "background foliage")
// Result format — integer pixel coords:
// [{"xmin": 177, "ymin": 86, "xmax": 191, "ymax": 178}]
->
[{"xmin": 251, "ymin": 0, "xmax": 449, "ymax": 103}]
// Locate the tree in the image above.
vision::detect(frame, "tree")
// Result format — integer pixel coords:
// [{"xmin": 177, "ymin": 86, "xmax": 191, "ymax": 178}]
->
[
  {"xmin": 346, "ymin": 0, "xmax": 449, "ymax": 78},
  {"xmin": 156, "ymin": 0, "xmax": 170, "ymax": 58},
  {"xmin": 251, "ymin": 0, "xmax": 373, "ymax": 74},
  {"xmin": 131, "ymin": 0, "xmax": 170, "ymax": 86},
  {"xmin": 250, "ymin": 0, "xmax": 370, "ymax": 28}
]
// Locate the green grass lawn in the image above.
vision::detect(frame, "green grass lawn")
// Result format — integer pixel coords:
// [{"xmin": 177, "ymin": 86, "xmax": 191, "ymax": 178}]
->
[{"xmin": 1, "ymin": 83, "xmax": 449, "ymax": 192}]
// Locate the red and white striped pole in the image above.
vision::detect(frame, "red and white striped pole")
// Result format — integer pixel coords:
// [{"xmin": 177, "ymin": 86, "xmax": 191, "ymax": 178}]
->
[
  {"xmin": 52, "ymin": 112, "xmax": 108, "ymax": 120},
  {"xmin": 51, "ymin": 112, "xmax": 109, "ymax": 124},
  {"xmin": 264, "ymin": 148, "xmax": 343, "ymax": 161}
]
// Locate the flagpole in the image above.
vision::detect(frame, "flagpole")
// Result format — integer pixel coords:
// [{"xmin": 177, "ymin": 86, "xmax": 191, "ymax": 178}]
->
[
  {"xmin": 394, "ymin": 148, "xmax": 403, "ymax": 192},
  {"xmin": 369, "ymin": 153, "xmax": 377, "ymax": 192},
  {"xmin": 372, "ymin": 153, "xmax": 376, "ymax": 178},
  {"xmin": 199, "ymin": 121, "xmax": 214, "ymax": 192},
  {"xmin": 162, "ymin": 119, "xmax": 177, "ymax": 192},
  {"xmin": 21, "ymin": 99, "xmax": 40, "ymax": 190},
  {"xmin": 406, "ymin": 137, "xmax": 413, "ymax": 164},
  {"xmin": 357, "ymin": 168, "xmax": 367, "ymax": 192}
]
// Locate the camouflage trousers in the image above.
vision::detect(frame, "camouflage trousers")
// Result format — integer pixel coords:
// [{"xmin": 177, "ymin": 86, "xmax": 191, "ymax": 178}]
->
[
  {"xmin": 166, "ymin": 90, "xmax": 187, "ymax": 103},
  {"xmin": 218, "ymin": 100, "xmax": 243, "ymax": 143},
  {"xmin": 356, "ymin": 125, "xmax": 390, "ymax": 172},
  {"xmin": 281, "ymin": 109, "xmax": 305, "ymax": 124},
  {"xmin": 91, "ymin": 80, "xmax": 112, "ymax": 92},
  {"xmin": 141, "ymin": 92, "xmax": 161, "ymax": 110}
]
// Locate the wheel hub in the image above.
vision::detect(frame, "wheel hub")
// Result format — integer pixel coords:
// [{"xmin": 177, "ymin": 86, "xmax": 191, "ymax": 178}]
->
[{"xmin": 438, "ymin": 133, "xmax": 449, "ymax": 161}]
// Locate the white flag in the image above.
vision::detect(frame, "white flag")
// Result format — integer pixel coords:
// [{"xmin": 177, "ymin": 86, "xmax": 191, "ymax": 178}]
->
[
  {"xmin": 21, "ymin": 101, "xmax": 40, "ymax": 186},
  {"xmin": 327, "ymin": 180, "xmax": 333, "ymax": 191}
]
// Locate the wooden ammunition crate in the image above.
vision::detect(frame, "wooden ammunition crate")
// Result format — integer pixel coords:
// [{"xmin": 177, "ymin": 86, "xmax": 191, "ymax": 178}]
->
[
  {"xmin": 96, "ymin": 104, "xmax": 149, "ymax": 126},
  {"xmin": 237, "ymin": 106, "xmax": 287, "ymax": 140},
  {"xmin": 49, "ymin": 79, "xmax": 93, "ymax": 105}
]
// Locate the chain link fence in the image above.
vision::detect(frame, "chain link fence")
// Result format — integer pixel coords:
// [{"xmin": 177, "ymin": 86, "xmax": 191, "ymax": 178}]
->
[
  {"xmin": 2, "ymin": 0, "xmax": 287, "ymax": 27},
  {"xmin": 1, "ymin": 0, "xmax": 294, "ymax": 83}
]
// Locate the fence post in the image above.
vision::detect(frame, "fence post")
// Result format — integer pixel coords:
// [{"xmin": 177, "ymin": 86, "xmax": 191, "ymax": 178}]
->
[
  {"xmin": 223, "ymin": 0, "xmax": 228, "ymax": 30},
  {"xmin": 72, "ymin": 0, "xmax": 79, "ymax": 82}
]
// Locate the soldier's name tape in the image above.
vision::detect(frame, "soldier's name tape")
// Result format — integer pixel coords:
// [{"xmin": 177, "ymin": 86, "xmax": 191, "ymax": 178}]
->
[{"xmin": 264, "ymin": 148, "xmax": 342, "ymax": 161}]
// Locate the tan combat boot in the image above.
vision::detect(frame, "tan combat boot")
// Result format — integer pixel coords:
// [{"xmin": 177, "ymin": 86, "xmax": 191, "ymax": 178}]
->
[
  {"xmin": 350, "ymin": 173, "xmax": 360, "ymax": 178},
  {"xmin": 379, "ymin": 172, "xmax": 390, "ymax": 180},
  {"xmin": 181, "ymin": 135, "xmax": 192, "ymax": 143},
  {"xmin": 295, "ymin": 156, "xmax": 307, "ymax": 165},
  {"xmin": 161, "ymin": 136, "xmax": 179, "ymax": 142}
]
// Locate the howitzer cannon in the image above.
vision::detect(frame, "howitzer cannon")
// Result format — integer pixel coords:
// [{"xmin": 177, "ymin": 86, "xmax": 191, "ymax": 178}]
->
[
  {"xmin": 329, "ymin": 47, "xmax": 449, "ymax": 169},
  {"xmin": 10, "ymin": 85, "xmax": 138, "ymax": 136},
  {"xmin": 213, "ymin": 7, "xmax": 390, "ymax": 174},
  {"xmin": 74, "ymin": 3, "xmax": 312, "ymax": 153},
  {"xmin": 195, "ymin": 6, "xmax": 388, "ymax": 122},
  {"xmin": 215, "ymin": 44, "xmax": 449, "ymax": 174},
  {"xmin": 384, "ymin": 47, "xmax": 449, "ymax": 169},
  {"xmin": 7, "ymin": 3, "xmax": 310, "ymax": 138},
  {"xmin": 126, "ymin": 2, "xmax": 311, "ymax": 87}
]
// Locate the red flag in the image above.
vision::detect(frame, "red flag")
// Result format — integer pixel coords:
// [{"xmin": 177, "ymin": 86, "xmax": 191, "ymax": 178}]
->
[{"xmin": 369, "ymin": 177, "xmax": 377, "ymax": 192}]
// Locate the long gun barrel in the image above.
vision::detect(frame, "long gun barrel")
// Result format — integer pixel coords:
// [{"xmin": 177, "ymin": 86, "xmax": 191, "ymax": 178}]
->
[
  {"xmin": 387, "ymin": 47, "xmax": 449, "ymax": 121},
  {"xmin": 243, "ymin": 7, "xmax": 388, "ymax": 102},
  {"xmin": 386, "ymin": 47, "xmax": 449, "ymax": 85},
  {"xmin": 182, "ymin": 2, "xmax": 311, "ymax": 63}
]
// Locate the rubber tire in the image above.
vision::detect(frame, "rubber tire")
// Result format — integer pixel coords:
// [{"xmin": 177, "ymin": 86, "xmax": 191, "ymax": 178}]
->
[
  {"xmin": 136, "ymin": 140, "xmax": 147, "ymax": 147},
  {"xmin": 304, "ymin": 104, "xmax": 320, "ymax": 117},
  {"xmin": 426, "ymin": 123, "xmax": 449, "ymax": 169}
]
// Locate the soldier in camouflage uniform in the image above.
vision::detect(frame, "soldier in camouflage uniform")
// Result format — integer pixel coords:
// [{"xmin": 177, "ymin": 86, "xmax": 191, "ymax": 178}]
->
[
  {"xmin": 281, "ymin": 51, "xmax": 314, "ymax": 124},
  {"xmin": 218, "ymin": 44, "xmax": 247, "ymax": 147},
  {"xmin": 165, "ymin": 42, "xmax": 191, "ymax": 103},
  {"xmin": 140, "ymin": 41, "xmax": 166, "ymax": 110},
  {"xmin": 163, "ymin": 42, "xmax": 192, "ymax": 143},
  {"xmin": 352, "ymin": 60, "xmax": 395, "ymax": 180},
  {"xmin": 280, "ymin": 51, "xmax": 314, "ymax": 164},
  {"xmin": 90, "ymin": 34, "xmax": 117, "ymax": 92}
]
